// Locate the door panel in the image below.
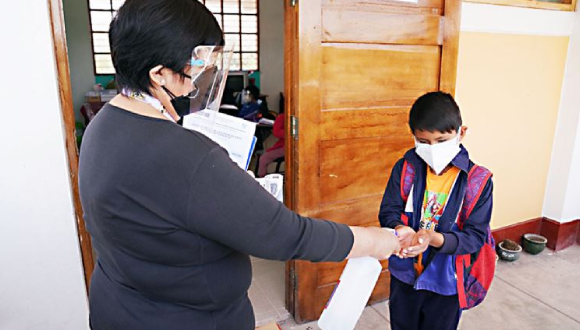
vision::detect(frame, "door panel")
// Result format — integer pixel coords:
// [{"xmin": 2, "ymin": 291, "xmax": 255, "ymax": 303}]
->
[
  {"xmin": 319, "ymin": 138, "xmax": 411, "ymax": 204},
  {"xmin": 321, "ymin": 107, "xmax": 410, "ymax": 141},
  {"xmin": 285, "ymin": 0, "xmax": 461, "ymax": 323},
  {"xmin": 317, "ymin": 259, "xmax": 389, "ymax": 286},
  {"xmin": 323, "ymin": 0, "xmax": 445, "ymax": 11},
  {"xmin": 323, "ymin": 10, "xmax": 443, "ymax": 45},
  {"xmin": 311, "ymin": 195, "xmax": 384, "ymax": 226},
  {"xmin": 320, "ymin": 44, "xmax": 441, "ymax": 110}
]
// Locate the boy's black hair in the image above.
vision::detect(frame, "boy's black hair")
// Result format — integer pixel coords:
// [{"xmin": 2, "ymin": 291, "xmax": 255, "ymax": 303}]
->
[
  {"xmin": 409, "ymin": 91, "xmax": 462, "ymax": 133},
  {"xmin": 110, "ymin": 0, "xmax": 224, "ymax": 94},
  {"xmin": 245, "ymin": 84, "xmax": 260, "ymax": 101}
]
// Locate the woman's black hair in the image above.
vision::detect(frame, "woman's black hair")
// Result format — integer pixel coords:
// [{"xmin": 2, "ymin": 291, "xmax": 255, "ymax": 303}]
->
[
  {"xmin": 110, "ymin": 0, "xmax": 224, "ymax": 94},
  {"xmin": 409, "ymin": 91, "xmax": 463, "ymax": 133}
]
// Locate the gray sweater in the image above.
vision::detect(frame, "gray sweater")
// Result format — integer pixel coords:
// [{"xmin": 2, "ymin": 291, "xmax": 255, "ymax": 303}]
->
[{"xmin": 79, "ymin": 104, "xmax": 353, "ymax": 330}]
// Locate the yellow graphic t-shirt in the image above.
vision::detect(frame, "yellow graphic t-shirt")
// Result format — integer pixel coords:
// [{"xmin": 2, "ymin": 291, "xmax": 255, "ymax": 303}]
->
[{"xmin": 415, "ymin": 166, "xmax": 460, "ymax": 276}]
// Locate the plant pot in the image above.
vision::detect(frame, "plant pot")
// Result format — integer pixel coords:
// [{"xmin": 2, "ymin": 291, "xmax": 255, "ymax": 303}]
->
[
  {"xmin": 522, "ymin": 233, "xmax": 548, "ymax": 255},
  {"xmin": 497, "ymin": 240, "xmax": 522, "ymax": 262}
]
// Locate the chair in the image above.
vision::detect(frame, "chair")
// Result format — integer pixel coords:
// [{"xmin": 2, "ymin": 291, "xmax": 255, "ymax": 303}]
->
[
  {"xmin": 253, "ymin": 154, "xmax": 285, "ymax": 176},
  {"xmin": 80, "ymin": 102, "xmax": 106, "ymax": 126},
  {"xmin": 219, "ymin": 104, "xmax": 239, "ymax": 117},
  {"xmin": 273, "ymin": 157, "xmax": 285, "ymax": 173},
  {"xmin": 80, "ymin": 103, "xmax": 96, "ymax": 126}
]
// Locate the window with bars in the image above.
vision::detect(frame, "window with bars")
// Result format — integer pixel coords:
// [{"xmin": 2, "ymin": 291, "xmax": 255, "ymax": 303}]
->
[
  {"xmin": 87, "ymin": 0, "xmax": 259, "ymax": 75},
  {"xmin": 200, "ymin": 0, "xmax": 259, "ymax": 71}
]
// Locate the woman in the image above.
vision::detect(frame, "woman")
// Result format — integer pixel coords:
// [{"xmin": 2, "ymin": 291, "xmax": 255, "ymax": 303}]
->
[{"xmin": 78, "ymin": 1, "xmax": 399, "ymax": 329}]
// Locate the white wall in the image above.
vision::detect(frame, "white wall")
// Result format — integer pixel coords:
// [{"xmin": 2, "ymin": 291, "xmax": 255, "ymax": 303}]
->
[
  {"xmin": 259, "ymin": 0, "xmax": 284, "ymax": 113},
  {"xmin": 544, "ymin": 9, "xmax": 580, "ymax": 223},
  {"xmin": 63, "ymin": 0, "xmax": 96, "ymax": 121},
  {"xmin": 0, "ymin": 1, "xmax": 90, "ymax": 329}
]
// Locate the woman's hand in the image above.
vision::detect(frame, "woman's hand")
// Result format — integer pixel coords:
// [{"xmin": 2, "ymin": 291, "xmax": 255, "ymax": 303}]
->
[{"xmin": 347, "ymin": 226, "xmax": 401, "ymax": 260}]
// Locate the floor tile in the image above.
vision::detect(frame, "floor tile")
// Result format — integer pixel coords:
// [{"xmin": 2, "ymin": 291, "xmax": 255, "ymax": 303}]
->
[
  {"xmin": 253, "ymin": 260, "xmax": 284, "ymax": 281},
  {"xmin": 353, "ymin": 306, "xmax": 390, "ymax": 329},
  {"xmin": 495, "ymin": 248, "xmax": 580, "ymax": 322},
  {"xmin": 279, "ymin": 306, "xmax": 389, "ymax": 330},
  {"xmin": 255, "ymin": 311, "xmax": 281, "ymax": 327},
  {"xmin": 276, "ymin": 307, "xmax": 292, "ymax": 320},
  {"xmin": 370, "ymin": 300, "xmax": 390, "ymax": 322},
  {"xmin": 459, "ymin": 277, "xmax": 580, "ymax": 330},
  {"xmin": 249, "ymin": 280, "xmax": 275, "ymax": 316},
  {"xmin": 257, "ymin": 245, "xmax": 580, "ymax": 330},
  {"xmin": 258, "ymin": 273, "xmax": 286, "ymax": 308},
  {"xmin": 278, "ymin": 319, "xmax": 321, "ymax": 330},
  {"xmin": 551, "ymin": 244, "xmax": 580, "ymax": 264}
]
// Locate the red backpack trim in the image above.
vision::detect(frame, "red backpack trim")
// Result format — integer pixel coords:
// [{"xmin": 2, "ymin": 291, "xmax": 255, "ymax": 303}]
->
[
  {"xmin": 399, "ymin": 162, "xmax": 495, "ymax": 310},
  {"xmin": 455, "ymin": 165, "xmax": 494, "ymax": 310},
  {"xmin": 400, "ymin": 160, "xmax": 415, "ymax": 201},
  {"xmin": 400, "ymin": 161, "xmax": 415, "ymax": 226}
]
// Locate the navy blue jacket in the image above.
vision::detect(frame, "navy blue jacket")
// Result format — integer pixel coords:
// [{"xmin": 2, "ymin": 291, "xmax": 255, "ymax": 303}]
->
[{"xmin": 379, "ymin": 146, "xmax": 493, "ymax": 295}]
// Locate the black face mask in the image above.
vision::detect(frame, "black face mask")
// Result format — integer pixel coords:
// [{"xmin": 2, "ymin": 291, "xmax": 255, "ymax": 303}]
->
[
  {"xmin": 162, "ymin": 86, "xmax": 191, "ymax": 119},
  {"xmin": 161, "ymin": 70, "xmax": 196, "ymax": 120}
]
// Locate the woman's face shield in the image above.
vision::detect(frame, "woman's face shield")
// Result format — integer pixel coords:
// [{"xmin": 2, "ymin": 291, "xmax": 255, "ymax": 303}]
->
[{"xmin": 184, "ymin": 44, "xmax": 234, "ymax": 114}]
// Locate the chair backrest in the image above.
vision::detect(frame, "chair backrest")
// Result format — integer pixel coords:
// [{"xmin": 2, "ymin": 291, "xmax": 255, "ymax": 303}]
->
[
  {"xmin": 279, "ymin": 92, "xmax": 285, "ymax": 114},
  {"xmin": 274, "ymin": 157, "xmax": 285, "ymax": 173},
  {"xmin": 80, "ymin": 103, "xmax": 96, "ymax": 126}
]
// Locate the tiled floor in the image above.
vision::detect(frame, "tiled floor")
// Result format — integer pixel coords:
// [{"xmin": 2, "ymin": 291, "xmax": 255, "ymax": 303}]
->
[
  {"xmin": 250, "ymin": 258, "xmax": 291, "ymax": 326},
  {"xmin": 251, "ymin": 245, "xmax": 580, "ymax": 330}
]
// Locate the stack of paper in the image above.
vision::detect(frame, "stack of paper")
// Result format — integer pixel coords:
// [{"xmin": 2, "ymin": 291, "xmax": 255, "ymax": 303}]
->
[
  {"xmin": 183, "ymin": 110, "xmax": 257, "ymax": 170},
  {"xmin": 258, "ymin": 118, "xmax": 274, "ymax": 126},
  {"xmin": 255, "ymin": 174, "xmax": 284, "ymax": 202}
]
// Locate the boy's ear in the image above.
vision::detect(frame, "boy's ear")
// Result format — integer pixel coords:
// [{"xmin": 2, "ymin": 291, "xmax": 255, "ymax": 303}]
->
[{"xmin": 459, "ymin": 126, "xmax": 468, "ymax": 141}]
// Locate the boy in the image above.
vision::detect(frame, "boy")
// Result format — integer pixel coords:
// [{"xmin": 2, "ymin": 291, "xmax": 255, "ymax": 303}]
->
[
  {"xmin": 238, "ymin": 85, "xmax": 262, "ymax": 120},
  {"xmin": 379, "ymin": 92, "xmax": 494, "ymax": 330}
]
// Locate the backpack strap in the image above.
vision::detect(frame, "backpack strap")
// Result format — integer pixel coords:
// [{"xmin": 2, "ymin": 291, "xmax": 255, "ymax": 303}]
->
[{"xmin": 458, "ymin": 165, "xmax": 493, "ymax": 229}]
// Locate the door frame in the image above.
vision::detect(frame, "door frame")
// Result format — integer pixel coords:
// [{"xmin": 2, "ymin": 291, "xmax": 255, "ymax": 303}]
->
[{"xmin": 47, "ymin": 0, "xmax": 95, "ymax": 292}]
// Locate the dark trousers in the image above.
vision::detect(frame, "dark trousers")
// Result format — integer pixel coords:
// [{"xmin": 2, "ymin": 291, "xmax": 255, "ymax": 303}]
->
[{"xmin": 389, "ymin": 276, "xmax": 461, "ymax": 330}]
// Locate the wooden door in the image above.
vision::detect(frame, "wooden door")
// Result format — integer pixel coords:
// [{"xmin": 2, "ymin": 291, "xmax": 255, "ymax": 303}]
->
[{"xmin": 284, "ymin": 0, "xmax": 461, "ymax": 323}]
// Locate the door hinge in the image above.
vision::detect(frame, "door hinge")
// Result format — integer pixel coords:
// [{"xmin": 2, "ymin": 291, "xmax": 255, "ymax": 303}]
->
[
  {"xmin": 290, "ymin": 0, "xmax": 298, "ymax": 7},
  {"xmin": 291, "ymin": 116, "xmax": 299, "ymax": 139}
]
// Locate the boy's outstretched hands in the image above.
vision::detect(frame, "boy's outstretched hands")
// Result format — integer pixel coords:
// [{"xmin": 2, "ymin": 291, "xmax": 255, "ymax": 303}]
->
[
  {"xmin": 401, "ymin": 229, "xmax": 432, "ymax": 258},
  {"xmin": 394, "ymin": 226, "xmax": 443, "ymax": 258}
]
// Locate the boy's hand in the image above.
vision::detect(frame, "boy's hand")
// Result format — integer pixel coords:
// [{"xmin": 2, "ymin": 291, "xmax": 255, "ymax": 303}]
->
[
  {"xmin": 401, "ymin": 229, "xmax": 431, "ymax": 258},
  {"xmin": 395, "ymin": 225, "xmax": 415, "ymax": 258}
]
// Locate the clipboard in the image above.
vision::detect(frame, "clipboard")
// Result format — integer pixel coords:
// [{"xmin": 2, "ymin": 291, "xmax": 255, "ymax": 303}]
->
[{"xmin": 182, "ymin": 110, "xmax": 257, "ymax": 170}]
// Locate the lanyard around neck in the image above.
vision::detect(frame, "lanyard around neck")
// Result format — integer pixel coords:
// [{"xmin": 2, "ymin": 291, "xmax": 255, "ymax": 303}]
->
[{"xmin": 121, "ymin": 89, "xmax": 175, "ymax": 122}]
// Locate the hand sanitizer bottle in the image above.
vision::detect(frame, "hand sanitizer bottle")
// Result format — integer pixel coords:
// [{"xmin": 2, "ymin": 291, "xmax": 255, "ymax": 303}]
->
[{"xmin": 317, "ymin": 257, "xmax": 382, "ymax": 330}]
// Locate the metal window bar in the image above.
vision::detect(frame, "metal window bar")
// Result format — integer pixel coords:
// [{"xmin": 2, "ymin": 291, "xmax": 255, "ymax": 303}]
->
[{"xmin": 88, "ymin": 0, "xmax": 258, "ymax": 74}]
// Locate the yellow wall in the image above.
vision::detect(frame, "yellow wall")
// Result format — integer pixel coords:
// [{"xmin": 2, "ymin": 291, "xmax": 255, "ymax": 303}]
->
[{"xmin": 455, "ymin": 32, "xmax": 569, "ymax": 229}]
